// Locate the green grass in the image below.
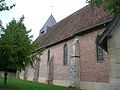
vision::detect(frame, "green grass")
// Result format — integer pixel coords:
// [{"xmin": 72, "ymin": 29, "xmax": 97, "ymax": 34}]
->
[{"xmin": 0, "ymin": 77, "xmax": 77, "ymax": 90}]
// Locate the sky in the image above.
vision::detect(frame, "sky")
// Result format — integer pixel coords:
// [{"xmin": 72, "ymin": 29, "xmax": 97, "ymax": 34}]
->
[{"xmin": 0, "ymin": 0, "xmax": 87, "ymax": 40}]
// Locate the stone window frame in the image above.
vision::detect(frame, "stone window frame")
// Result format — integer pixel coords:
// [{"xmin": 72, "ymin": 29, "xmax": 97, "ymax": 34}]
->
[{"xmin": 63, "ymin": 44, "xmax": 68, "ymax": 65}]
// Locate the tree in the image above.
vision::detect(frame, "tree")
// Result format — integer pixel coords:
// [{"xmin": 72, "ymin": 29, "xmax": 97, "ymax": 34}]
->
[
  {"xmin": 0, "ymin": 16, "xmax": 41, "ymax": 85},
  {"xmin": 87, "ymin": 0, "xmax": 120, "ymax": 16},
  {"xmin": 0, "ymin": 0, "xmax": 15, "ymax": 11},
  {"xmin": 0, "ymin": 0, "xmax": 15, "ymax": 38}
]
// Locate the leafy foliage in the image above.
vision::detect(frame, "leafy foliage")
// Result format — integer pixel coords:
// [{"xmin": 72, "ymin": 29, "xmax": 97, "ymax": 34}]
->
[
  {"xmin": 87, "ymin": 0, "xmax": 120, "ymax": 16},
  {"xmin": 0, "ymin": 16, "xmax": 41, "ymax": 73},
  {"xmin": 0, "ymin": 0, "xmax": 15, "ymax": 11}
]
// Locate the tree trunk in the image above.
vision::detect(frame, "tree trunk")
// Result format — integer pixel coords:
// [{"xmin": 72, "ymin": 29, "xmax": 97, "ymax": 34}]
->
[{"xmin": 4, "ymin": 71, "xmax": 8, "ymax": 85}]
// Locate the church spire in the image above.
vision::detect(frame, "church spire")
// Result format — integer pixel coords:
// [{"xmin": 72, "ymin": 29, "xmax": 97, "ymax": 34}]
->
[
  {"xmin": 39, "ymin": 15, "xmax": 56, "ymax": 36},
  {"xmin": 39, "ymin": 0, "xmax": 56, "ymax": 36}
]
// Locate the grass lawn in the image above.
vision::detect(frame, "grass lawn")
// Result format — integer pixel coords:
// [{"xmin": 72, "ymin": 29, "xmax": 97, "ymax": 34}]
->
[{"xmin": 0, "ymin": 77, "xmax": 77, "ymax": 90}]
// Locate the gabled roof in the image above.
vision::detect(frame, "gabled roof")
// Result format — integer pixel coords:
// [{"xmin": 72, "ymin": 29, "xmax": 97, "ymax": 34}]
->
[{"xmin": 35, "ymin": 5, "xmax": 113, "ymax": 49}]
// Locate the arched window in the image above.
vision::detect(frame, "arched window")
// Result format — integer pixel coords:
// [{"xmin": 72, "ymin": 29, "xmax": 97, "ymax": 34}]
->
[
  {"xmin": 48, "ymin": 50, "xmax": 50, "ymax": 63},
  {"xmin": 63, "ymin": 44, "xmax": 68, "ymax": 65}
]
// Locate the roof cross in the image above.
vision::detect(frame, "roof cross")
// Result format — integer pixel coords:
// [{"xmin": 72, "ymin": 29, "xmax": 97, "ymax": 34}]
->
[{"xmin": 50, "ymin": 5, "xmax": 53, "ymax": 14}]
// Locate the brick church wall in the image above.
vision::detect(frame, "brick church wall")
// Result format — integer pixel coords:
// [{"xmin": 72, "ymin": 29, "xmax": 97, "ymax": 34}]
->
[
  {"xmin": 79, "ymin": 29, "xmax": 109, "ymax": 83},
  {"xmin": 18, "ymin": 28, "xmax": 109, "ymax": 89},
  {"xmin": 37, "ymin": 28, "xmax": 109, "ymax": 87},
  {"xmin": 49, "ymin": 41, "xmax": 72, "ymax": 86},
  {"xmin": 37, "ymin": 40, "xmax": 72, "ymax": 86},
  {"xmin": 38, "ymin": 50, "xmax": 48, "ymax": 83}
]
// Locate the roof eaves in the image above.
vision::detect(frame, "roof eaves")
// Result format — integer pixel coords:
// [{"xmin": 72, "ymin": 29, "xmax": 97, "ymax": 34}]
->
[
  {"xmin": 98, "ymin": 16, "xmax": 119, "ymax": 44},
  {"xmin": 74, "ymin": 19, "xmax": 112, "ymax": 36}
]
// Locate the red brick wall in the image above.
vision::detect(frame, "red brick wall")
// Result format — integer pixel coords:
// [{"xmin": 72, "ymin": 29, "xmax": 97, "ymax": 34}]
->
[
  {"xmin": 39, "ymin": 28, "xmax": 109, "ymax": 83},
  {"xmin": 79, "ymin": 29, "xmax": 109, "ymax": 82},
  {"xmin": 39, "ymin": 41, "xmax": 72, "ymax": 82},
  {"xmin": 50, "ymin": 41, "xmax": 71, "ymax": 81},
  {"xmin": 39, "ymin": 50, "xmax": 48, "ymax": 77}
]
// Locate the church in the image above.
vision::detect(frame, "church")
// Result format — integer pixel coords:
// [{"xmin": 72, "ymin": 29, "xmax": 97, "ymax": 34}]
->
[{"xmin": 17, "ymin": 5, "xmax": 120, "ymax": 90}]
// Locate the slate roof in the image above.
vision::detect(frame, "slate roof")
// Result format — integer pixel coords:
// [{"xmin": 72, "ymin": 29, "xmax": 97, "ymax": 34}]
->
[
  {"xmin": 35, "ymin": 5, "xmax": 113, "ymax": 49},
  {"xmin": 40, "ymin": 14, "xmax": 56, "ymax": 30},
  {"xmin": 39, "ymin": 15, "xmax": 56, "ymax": 36}
]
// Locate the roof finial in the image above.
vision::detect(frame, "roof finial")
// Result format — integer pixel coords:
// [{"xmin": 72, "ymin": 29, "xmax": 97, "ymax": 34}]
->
[
  {"xmin": 50, "ymin": 0, "xmax": 54, "ymax": 15},
  {"xmin": 51, "ymin": 5, "xmax": 53, "ymax": 15}
]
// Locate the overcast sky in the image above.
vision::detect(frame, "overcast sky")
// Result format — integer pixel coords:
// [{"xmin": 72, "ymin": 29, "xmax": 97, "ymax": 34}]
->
[{"xmin": 0, "ymin": 0, "xmax": 87, "ymax": 40}]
